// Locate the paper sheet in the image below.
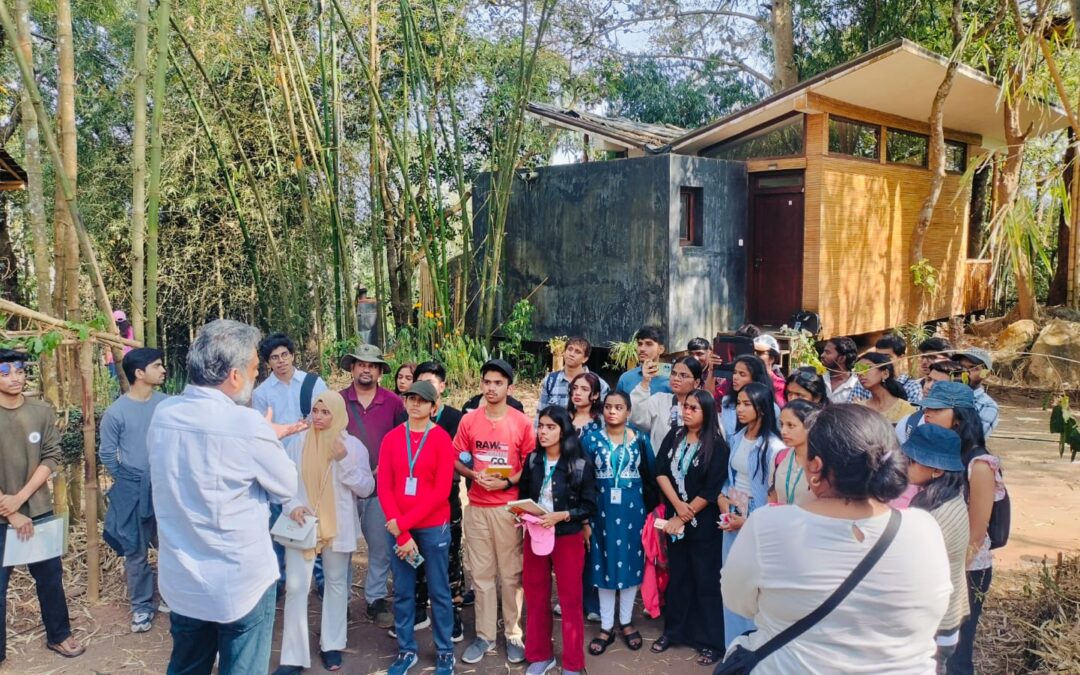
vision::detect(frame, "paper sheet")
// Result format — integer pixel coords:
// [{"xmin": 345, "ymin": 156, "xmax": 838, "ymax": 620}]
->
[{"xmin": 3, "ymin": 515, "xmax": 68, "ymax": 567}]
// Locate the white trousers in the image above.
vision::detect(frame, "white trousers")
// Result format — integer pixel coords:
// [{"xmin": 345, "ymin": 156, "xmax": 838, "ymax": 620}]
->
[
  {"xmin": 280, "ymin": 547, "xmax": 351, "ymax": 667},
  {"xmin": 598, "ymin": 585, "xmax": 639, "ymax": 631}
]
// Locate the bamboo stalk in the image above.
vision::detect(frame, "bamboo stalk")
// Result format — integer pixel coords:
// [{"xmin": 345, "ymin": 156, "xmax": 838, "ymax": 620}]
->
[
  {"xmin": 131, "ymin": 0, "xmax": 150, "ymax": 344},
  {"xmin": 0, "ymin": 299, "xmax": 142, "ymax": 349},
  {"xmin": 145, "ymin": 0, "xmax": 170, "ymax": 348},
  {"xmin": 78, "ymin": 339, "xmax": 100, "ymax": 603},
  {"xmin": 0, "ymin": 2, "xmax": 128, "ymax": 375}
]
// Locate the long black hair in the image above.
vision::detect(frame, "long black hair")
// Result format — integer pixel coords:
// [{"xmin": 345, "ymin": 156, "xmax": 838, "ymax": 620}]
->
[
  {"xmin": 723, "ymin": 354, "xmax": 774, "ymax": 407},
  {"xmin": 681, "ymin": 389, "xmax": 728, "ymax": 479},
  {"xmin": 950, "ymin": 406, "xmax": 987, "ymax": 467},
  {"xmin": 536, "ymin": 405, "xmax": 584, "ymax": 462},
  {"xmin": 910, "ymin": 471, "xmax": 966, "ymax": 511},
  {"xmin": 567, "ymin": 372, "xmax": 604, "ymax": 419},
  {"xmin": 786, "ymin": 367, "xmax": 829, "ymax": 405},
  {"xmin": 857, "ymin": 352, "xmax": 908, "ymax": 401},
  {"xmin": 737, "ymin": 381, "xmax": 782, "ymax": 480}
]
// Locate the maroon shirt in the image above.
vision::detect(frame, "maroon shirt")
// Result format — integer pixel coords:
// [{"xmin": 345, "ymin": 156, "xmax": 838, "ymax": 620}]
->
[{"xmin": 340, "ymin": 385, "xmax": 405, "ymax": 469}]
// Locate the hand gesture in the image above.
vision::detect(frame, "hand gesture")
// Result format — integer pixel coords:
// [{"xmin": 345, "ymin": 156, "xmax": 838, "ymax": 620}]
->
[
  {"xmin": 641, "ymin": 360, "xmax": 659, "ymax": 385},
  {"xmin": 674, "ymin": 501, "xmax": 694, "ymax": 522},
  {"xmin": 396, "ymin": 538, "xmax": 418, "ymax": 560},
  {"xmin": 662, "ymin": 518, "xmax": 685, "ymax": 537},
  {"xmin": 539, "ymin": 511, "xmax": 568, "ymax": 529},
  {"xmin": 475, "ymin": 472, "xmax": 504, "ymax": 492},
  {"xmin": 7, "ymin": 513, "xmax": 33, "ymax": 541},
  {"xmin": 266, "ymin": 408, "xmax": 309, "ymax": 440},
  {"xmin": 0, "ymin": 494, "xmax": 25, "ymax": 518},
  {"xmin": 331, "ymin": 434, "xmax": 348, "ymax": 461},
  {"xmin": 289, "ymin": 506, "xmax": 313, "ymax": 525}
]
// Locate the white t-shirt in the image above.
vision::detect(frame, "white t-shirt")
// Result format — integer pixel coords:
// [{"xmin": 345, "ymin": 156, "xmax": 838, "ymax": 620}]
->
[
  {"xmin": 722, "ymin": 506, "xmax": 951, "ymax": 674},
  {"xmin": 539, "ymin": 457, "xmax": 558, "ymax": 512},
  {"xmin": 730, "ymin": 436, "xmax": 757, "ymax": 494}
]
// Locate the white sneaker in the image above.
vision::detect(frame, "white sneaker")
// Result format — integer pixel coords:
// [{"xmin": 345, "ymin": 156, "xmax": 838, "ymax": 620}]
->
[
  {"xmin": 131, "ymin": 611, "xmax": 153, "ymax": 633},
  {"xmin": 157, "ymin": 601, "xmax": 171, "ymax": 614},
  {"xmin": 526, "ymin": 658, "xmax": 556, "ymax": 675}
]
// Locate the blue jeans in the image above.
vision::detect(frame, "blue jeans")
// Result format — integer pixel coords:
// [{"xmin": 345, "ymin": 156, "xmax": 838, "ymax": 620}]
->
[
  {"xmin": 721, "ymin": 529, "xmax": 754, "ymax": 646},
  {"xmin": 387, "ymin": 525, "xmax": 453, "ymax": 656},
  {"xmin": 166, "ymin": 584, "xmax": 277, "ymax": 675}
]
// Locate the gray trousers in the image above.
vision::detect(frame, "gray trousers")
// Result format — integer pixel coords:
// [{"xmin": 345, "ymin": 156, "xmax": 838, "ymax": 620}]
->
[
  {"xmin": 125, "ymin": 545, "xmax": 156, "ymax": 615},
  {"xmin": 358, "ymin": 496, "xmax": 391, "ymax": 604}
]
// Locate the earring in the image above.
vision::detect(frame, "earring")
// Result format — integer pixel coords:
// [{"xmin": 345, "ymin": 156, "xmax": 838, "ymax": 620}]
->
[{"xmin": 809, "ymin": 475, "xmax": 821, "ymax": 487}]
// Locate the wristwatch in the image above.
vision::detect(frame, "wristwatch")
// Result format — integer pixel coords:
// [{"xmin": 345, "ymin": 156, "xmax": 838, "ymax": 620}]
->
[{"xmin": 502, "ymin": 476, "xmax": 514, "ymax": 490}]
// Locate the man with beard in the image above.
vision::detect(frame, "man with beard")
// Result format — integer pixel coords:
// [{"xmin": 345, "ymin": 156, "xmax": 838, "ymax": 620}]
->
[
  {"xmin": 101, "ymin": 348, "xmax": 169, "ymax": 633},
  {"xmin": 149, "ymin": 320, "xmax": 306, "ymax": 674},
  {"xmin": 339, "ymin": 344, "xmax": 405, "ymax": 629},
  {"xmin": 821, "ymin": 336, "xmax": 860, "ymax": 404},
  {"xmin": 615, "ymin": 326, "xmax": 672, "ymax": 396}
]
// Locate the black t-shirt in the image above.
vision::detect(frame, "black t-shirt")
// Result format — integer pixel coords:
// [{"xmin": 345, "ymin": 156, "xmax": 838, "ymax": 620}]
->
[
  {"xmin": 461, "ymin": 394, "xmax": 525, "ymax": 415},
  {"xmin": 434, "ymin": 404, "xmax": 463, "ymax": 439}
]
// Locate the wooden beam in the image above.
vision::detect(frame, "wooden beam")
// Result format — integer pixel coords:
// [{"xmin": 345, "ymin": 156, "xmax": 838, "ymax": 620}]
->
[
  {"xmin": 746, "ymin": 157, "xmax": 807, "ymax": 172},
  {"xmin": 0, "ymin": 298, "xmax": 142, "ymax": 349},
  {"xmin": 0, "ymin": 181, "xmax": 26, "ymax": 191},
  {"xmin": 806, "ymin": 92, "xmax": 982, "ymax": 147}
]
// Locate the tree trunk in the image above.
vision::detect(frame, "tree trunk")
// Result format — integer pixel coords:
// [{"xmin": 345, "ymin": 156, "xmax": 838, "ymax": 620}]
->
[
  {"xmin": 1048, "ymin": 131, "xmax": 1074, "ymax": 305},
  {"xmin": 146, "ymin": 0, "xmax": 171, "ymax": 348},
  {"xmin": 997, "ymin": 67, "xmax": 1034, "ymax": 319},
  {"xmin": 131, "ymin": 0, "xmax": 150, "ymax": 343},
  {"xmin": 769, "ymin": 0, "xmax": 798, "ymax": 91},
  {"xmin": 0, "ymin": 195, "xmax": 20, "ymax": 309},
  {"xmin": 56, "ymin": 0, "xmax": 82, "ymax": 405}
]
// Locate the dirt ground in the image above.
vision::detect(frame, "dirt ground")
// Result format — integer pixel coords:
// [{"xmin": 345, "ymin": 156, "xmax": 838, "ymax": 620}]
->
[{"xmin": 3, "ymin": 388, "xmax": 1078, "ymax": 675}]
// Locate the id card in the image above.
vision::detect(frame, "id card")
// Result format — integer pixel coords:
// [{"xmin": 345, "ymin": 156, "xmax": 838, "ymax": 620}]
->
[
  {"xmin": 405, "ymin": 477, "xmax": 418, "ymax": 496},
  {"xmin": 609, "ymin": 487, "xmax": 623, "ymax": 504}
]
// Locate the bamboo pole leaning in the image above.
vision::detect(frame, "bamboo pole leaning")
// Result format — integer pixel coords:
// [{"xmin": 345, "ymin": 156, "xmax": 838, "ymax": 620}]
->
[
  {"xmin": 145, "ymin": 0, "xmax": 170, "ymax": 348},
  {"xmin": 0, "ymin": 2, "xmax": 129, "ymax": 386}
]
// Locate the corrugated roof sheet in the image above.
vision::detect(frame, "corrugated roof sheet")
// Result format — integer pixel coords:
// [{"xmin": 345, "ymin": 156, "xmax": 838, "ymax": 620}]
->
[{"xmin": 526, "ymin": 102, "xmax": 686, "ymax": 151}]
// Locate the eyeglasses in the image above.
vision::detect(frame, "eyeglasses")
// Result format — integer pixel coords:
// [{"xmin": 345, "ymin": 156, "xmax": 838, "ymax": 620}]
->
[
  {"xmin": 669, "ymin": 371, "xmax": 696, "ymax": 380},
  {"xmin": 0, "ymin": 362, "xmax": 27, "ymax": 376},
  {"xmin": 268, "ymin": 352, "xmax": 292, "ymax": 363}
]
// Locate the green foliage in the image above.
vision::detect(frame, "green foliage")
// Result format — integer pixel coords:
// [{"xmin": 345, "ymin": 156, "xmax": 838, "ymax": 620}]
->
[
  {"xmin": 910, "ymin": 258, "xmax": 940, "ymax": 296},
  {"xmin": 0, "ymin": 329, "xmax": 64, "ymax": 358},
  {"xmin": 777, "ymin": 326, "xmax": 823, "ymax": 372},
  {"xmin": 891, "ymin": 324, "xmax": 933, "ymax": 376},
  {"xmin": 1049, "ymin": 395, "xmax": 1080, "ymax": 462},
  {"xmin": 494, "ymin": 299, "xmax": 539, "ymax": 378},
  {"xmin": 605, "ymin": 339, "xmax": 639, "ymax": 371}
]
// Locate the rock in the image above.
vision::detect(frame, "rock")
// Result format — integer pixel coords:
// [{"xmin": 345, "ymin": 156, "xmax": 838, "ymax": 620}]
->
[
  {"xmin": 1027, "ymin": 320, "xmax": 1080, "ymax": 387},
  {"xmin": 996, "ymin": 320, "xmax": 1039, "ymax": 353}
]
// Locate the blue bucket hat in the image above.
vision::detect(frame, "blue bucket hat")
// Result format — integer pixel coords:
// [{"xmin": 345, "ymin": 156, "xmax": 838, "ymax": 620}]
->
[
  {"xmin": 920, "ymin": 381, "xmax": 975, "ymax": 410},
  {"xmin": 901, "ymin": 424, "xmax": 964, "ymax": 472}
]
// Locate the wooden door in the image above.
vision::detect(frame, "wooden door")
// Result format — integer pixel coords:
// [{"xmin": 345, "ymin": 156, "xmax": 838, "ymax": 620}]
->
[{"xmin": 748, "ymin": 172, "xmax": 804, "ymax": 325}]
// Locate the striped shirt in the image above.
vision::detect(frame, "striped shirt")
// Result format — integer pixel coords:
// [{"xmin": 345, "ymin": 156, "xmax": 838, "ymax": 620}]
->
[{"xmin": 926, "ymin": 496, "xmax": 971, "ymax": 632}]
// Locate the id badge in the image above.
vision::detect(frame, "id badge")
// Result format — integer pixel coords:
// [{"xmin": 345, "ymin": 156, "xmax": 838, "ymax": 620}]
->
[
  {"xmin": 405, "ymin": 477, "xmax": 418, "ymax": 496},
  {"xmin": 609, "ymin": 487, "xmax": 622, "ymax": 504}
]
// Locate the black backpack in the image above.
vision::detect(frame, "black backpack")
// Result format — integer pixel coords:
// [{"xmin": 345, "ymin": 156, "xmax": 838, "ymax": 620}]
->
[
  {"xmin": 299, "ymin": 372, "xmax": 318, "ymax": 418},
  {"xmin": 969, "ymin": 448, "xmax": 1011, "ymax": 549},
  {"xmin": 791, "ymin": 311, "xmax": 822, "ymax": 337}
]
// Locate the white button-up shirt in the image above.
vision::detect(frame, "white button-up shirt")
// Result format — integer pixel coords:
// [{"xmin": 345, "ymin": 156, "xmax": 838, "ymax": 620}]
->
[
  {"xmin": 252, "ymin": 367, "xmax": 328, "ymax": 425},
  {"xmin": 149, "ymin": 385, "xmax": 297, "ymax": 624},
  {"xmin": 825, "ymin": 373, "xmax": 860, "ymax": 404}
]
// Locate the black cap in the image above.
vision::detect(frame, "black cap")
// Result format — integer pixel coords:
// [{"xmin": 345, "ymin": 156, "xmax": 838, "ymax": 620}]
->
[{"xmin": 480, "ymin": 358, "xmax": 515, "ymax": 383}]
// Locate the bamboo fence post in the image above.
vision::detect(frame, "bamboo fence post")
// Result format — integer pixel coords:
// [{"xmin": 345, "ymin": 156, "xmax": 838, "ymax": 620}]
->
[{"xmin": 78, "ymin": 338, "xmax": 100, "ymax": 603}]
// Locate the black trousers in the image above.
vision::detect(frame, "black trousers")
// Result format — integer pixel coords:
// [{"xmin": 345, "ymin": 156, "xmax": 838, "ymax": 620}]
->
[
  {"xmin": 663, "ymin": 533, "xmax": 725, "ymax": 652},
  {"xmin": 947, "ymin": 567, "xmax": 992, "ymax": 675},
  {"xmin": 0, "ymin": 514, "xmax": 73, "ymax": 658}
]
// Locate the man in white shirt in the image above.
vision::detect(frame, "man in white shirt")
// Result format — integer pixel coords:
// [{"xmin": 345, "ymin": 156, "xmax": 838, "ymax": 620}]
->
[
  {"xmin": 822, "ymin": 336, "xmax": 860, "ymax": 403},
  {"xmin": 251, "ymin": 332, "xmax": 327, "ymax": 594},
  {"xmin": 149, "ymin": 320, "xmax": 306, "ymax": 675}
]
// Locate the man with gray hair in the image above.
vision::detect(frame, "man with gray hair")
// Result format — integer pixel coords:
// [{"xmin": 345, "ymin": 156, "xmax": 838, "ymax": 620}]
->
[{"xmin": 149, "ymin": 320, "xmax": 306, "ymax": 675}]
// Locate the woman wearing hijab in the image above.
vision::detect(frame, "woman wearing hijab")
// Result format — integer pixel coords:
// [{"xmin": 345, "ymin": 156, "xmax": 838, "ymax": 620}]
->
[{"xmin": 274, "ymin": 391, "xmax": 375, "ymax": 675}]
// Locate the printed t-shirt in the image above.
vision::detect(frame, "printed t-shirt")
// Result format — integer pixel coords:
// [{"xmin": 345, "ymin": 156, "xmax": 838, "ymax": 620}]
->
[{"xmin": 454, "ymin": 406, "xmax": 536, "ymax": 507}]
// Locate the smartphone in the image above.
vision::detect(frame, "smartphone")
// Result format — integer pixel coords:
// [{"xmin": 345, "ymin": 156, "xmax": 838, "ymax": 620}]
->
[
  {"xmin": 395, "ymin": 545, "xmax": 425, "ymax": 569},
  {"xmin": 657, "ymin": 362, "xmax": 673, "ymax": 377},
  {"xmin": 653, "ymin": 518, "xmax": 669, "ymax": 529}
]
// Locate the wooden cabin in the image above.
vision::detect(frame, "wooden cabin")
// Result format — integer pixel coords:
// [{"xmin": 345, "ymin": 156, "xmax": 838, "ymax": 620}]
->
[
  {"xmin": 474, "ymin": 39, "xmax": 1067, "ymax": 345},
  {"xmin": 0, "ymin": 149, "xmax": 27, "ymax": 191}
]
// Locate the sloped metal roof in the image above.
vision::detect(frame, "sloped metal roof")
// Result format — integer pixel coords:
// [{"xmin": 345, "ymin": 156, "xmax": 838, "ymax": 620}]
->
[{"xmin": 526, "ymin": 102, "xmax": 686, "ymax": 152}]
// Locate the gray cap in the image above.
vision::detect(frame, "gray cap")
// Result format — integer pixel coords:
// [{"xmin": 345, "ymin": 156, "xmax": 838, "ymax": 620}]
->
[
  {"xmin": 954, "ymin": 347, "xmax": 992, "ymax": 370},
  {"xmin": 404, "ymin": 380, "xmax": 439, "ymax": 403},
  {"xmin": 339, "ymin": 343, "xmax": 389, "ymax": 371}
]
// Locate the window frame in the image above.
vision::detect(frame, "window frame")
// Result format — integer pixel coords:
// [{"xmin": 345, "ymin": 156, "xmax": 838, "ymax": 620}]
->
[
  {"xmin": 945, "ymin": 140, "xmax": 968, "ymax": 174},
  {"xmin": 827, "ymin": 115, "xmax": 882, "ymax": 163},
  {"xmin": 885, "ymin": 127, "xmax": 930, "ymax": 168},
  {"xmin": 679, "ymin": 186, "xmax": 704, "ymax": 247},
  {"xmin": 700, "ymin": 113, "xmax": 806, "ymax": 162}
]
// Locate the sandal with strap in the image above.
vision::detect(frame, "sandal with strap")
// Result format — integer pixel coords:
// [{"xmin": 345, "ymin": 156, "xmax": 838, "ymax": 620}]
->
[
  {"xmin": 650, "ymin": 634, "xmax": 672, "ymax": 654},
  {"xmin": 46, "ymin": 637, "xmax": 85, "ymax": 658},
  {"xmin": 621, "ymin": 625, "xmax": 643, "ymax": 651},
  {"xmin": 589, "ymin": 630, "xmax": 615, "ymax": 656},
  {"xmin": 697, "ymin": 648, "xmax": 721, "ymax": 666}
]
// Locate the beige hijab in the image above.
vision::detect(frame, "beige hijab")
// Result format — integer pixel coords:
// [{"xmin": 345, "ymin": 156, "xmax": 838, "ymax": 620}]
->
[{"xmin": 301, "ymin": 390, "xmax": 347, "ymax": 558}]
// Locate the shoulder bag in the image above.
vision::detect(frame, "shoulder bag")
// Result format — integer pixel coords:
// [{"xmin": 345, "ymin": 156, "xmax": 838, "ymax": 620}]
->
[
  {"xmin": 271, "ymin": 464, "xmax": 333, "ymax": 551},
  {"xmin": 714, "ymin": 509, "xmax": 902, "ymax": 675}
]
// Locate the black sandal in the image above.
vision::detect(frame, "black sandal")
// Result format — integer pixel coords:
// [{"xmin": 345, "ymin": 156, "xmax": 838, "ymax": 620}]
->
[
  {"xmin": 589, "ymin": 630, "xmax": 615, "ymax": 656},
  {"xmin": 621, "ymin": 625, "xmax": 643, "ymax": 651},
  {"xmin": 650, "ymin": 634, "xmax": 671, "ymax": 654},
  {"xmin": 697, "ymin": 648, "xmax": 720, "ymax": 666}
]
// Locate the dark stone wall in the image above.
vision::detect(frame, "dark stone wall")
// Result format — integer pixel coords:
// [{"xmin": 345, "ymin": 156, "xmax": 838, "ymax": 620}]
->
[{"xmin": 472, "ymin": 154, "xmax": 747, "ymax": 347}]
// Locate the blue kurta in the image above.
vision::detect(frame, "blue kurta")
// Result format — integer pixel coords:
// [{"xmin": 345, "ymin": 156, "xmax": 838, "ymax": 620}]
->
[{"xmin": 582, "ymin": 425, "xmax": 654, "ymax": 590}]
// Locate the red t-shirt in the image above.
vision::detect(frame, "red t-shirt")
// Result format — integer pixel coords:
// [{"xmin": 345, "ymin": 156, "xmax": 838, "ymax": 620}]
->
[
  {"xmin": 377, "ymin": 422, "xmax": 456, "ymax": 546},
  {"xmin": 453, "ymin": 407, "xmax": 536, "ymax": 507}
]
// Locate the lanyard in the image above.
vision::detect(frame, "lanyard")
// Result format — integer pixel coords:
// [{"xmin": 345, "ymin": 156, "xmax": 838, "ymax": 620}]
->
[
  {"xmin": 405, "ymin": 422, "xmax": 433, "ymax": 478},
  {"xmin": 603, "ymin": 429, "xmax": 632, "ymax": 488},
  {"xmin": 434, "ymin": 406, "xmax": 444, "ymax": 424},
  {"xmin": 674, "ymin": 438, "xmax": 699, "ymax": 478},
  {"xmin": 784, "ymin": 449, "xmax": 804, "ymax": 504}
]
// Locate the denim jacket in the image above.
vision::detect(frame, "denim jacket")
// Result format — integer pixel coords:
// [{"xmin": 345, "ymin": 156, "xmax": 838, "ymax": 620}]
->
[{"xmin": 723, "ymin": 430, "xmax": 785, "ymax": 516}]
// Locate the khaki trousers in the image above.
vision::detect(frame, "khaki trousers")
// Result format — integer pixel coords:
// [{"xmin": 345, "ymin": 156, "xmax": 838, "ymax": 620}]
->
[{"xmin": 463, "ymin": 504, "xmax": 523, "ymax": 643}]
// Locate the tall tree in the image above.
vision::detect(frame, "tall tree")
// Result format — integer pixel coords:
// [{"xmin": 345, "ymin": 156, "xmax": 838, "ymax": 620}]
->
[
  {"xmin": 131, "ymin": 0, "xmax": 150, "ymax": 343},
  {"xmin": 55, "ymin": 0, "xmax": 81, "ymax": 409},
  {"xmin": 145, "ymin": 0, "xmax": 170, "ymax": 347}
]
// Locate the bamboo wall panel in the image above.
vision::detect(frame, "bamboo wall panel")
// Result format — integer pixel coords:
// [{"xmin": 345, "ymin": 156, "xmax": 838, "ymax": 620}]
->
[
  {"xmin": 815, "ymin": 156, "xmax": 970, "ymax": 336},
  {"xmin": 802, "ymin": 114, "xmax": 826, "ymax": 314},
  {"xmin": 963, "ymin": 260, "xmax": 992, "ymax": 312}
]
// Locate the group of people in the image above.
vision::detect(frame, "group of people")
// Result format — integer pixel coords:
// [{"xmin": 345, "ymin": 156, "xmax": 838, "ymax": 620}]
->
[{"xmin": 0, "ymin": 318, "xmax": 1006, "ymax": 675}]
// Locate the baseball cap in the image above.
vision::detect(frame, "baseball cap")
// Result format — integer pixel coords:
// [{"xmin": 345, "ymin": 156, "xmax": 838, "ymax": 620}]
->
[
  {"xmin": 404, "ymin": 380, "xmax": 438, "ymax": 403},
  {"xmin": 954, "ymin": 347, "xmax": 993, "ymax": 371},
  {"xmin": 480, "ymin": 359, "xmax": 515, "ymax": 383}
]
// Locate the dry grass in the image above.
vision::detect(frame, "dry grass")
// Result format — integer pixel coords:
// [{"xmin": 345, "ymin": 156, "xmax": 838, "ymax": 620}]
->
[{"xmin": 976, "ymin": 554, "xmax": 1080, "ymax": 674}]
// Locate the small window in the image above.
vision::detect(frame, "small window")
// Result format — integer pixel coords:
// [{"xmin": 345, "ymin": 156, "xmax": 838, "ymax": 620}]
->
[
  {"xmin": 702, "ymin": 115, "xmax": 804, "ymax": 161},
  {"xmin": 886, "ymin": 128, "xmax": 928, "ymax": 167},
  {"xmin": 828, "ymin": 116, "xmax": 880, "ymax": 160},
  {"xmin": 945, "ymin": 141, "xmax": 967, "ymax": 173},
  {"xmin": 679, "ymin": 187, "xmax": 703, "ymax": 247}
]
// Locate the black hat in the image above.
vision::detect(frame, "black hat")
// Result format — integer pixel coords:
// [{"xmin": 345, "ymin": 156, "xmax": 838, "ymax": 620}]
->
[{"xmin": 481, "ymin": 359, "xmax": 515, "ymax": 384}]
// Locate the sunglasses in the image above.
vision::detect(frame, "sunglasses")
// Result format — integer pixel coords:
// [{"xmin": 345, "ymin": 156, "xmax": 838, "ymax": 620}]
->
[{"xmin": 0, "ymin": 362, "xmax": 27, "ymax": 376}]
